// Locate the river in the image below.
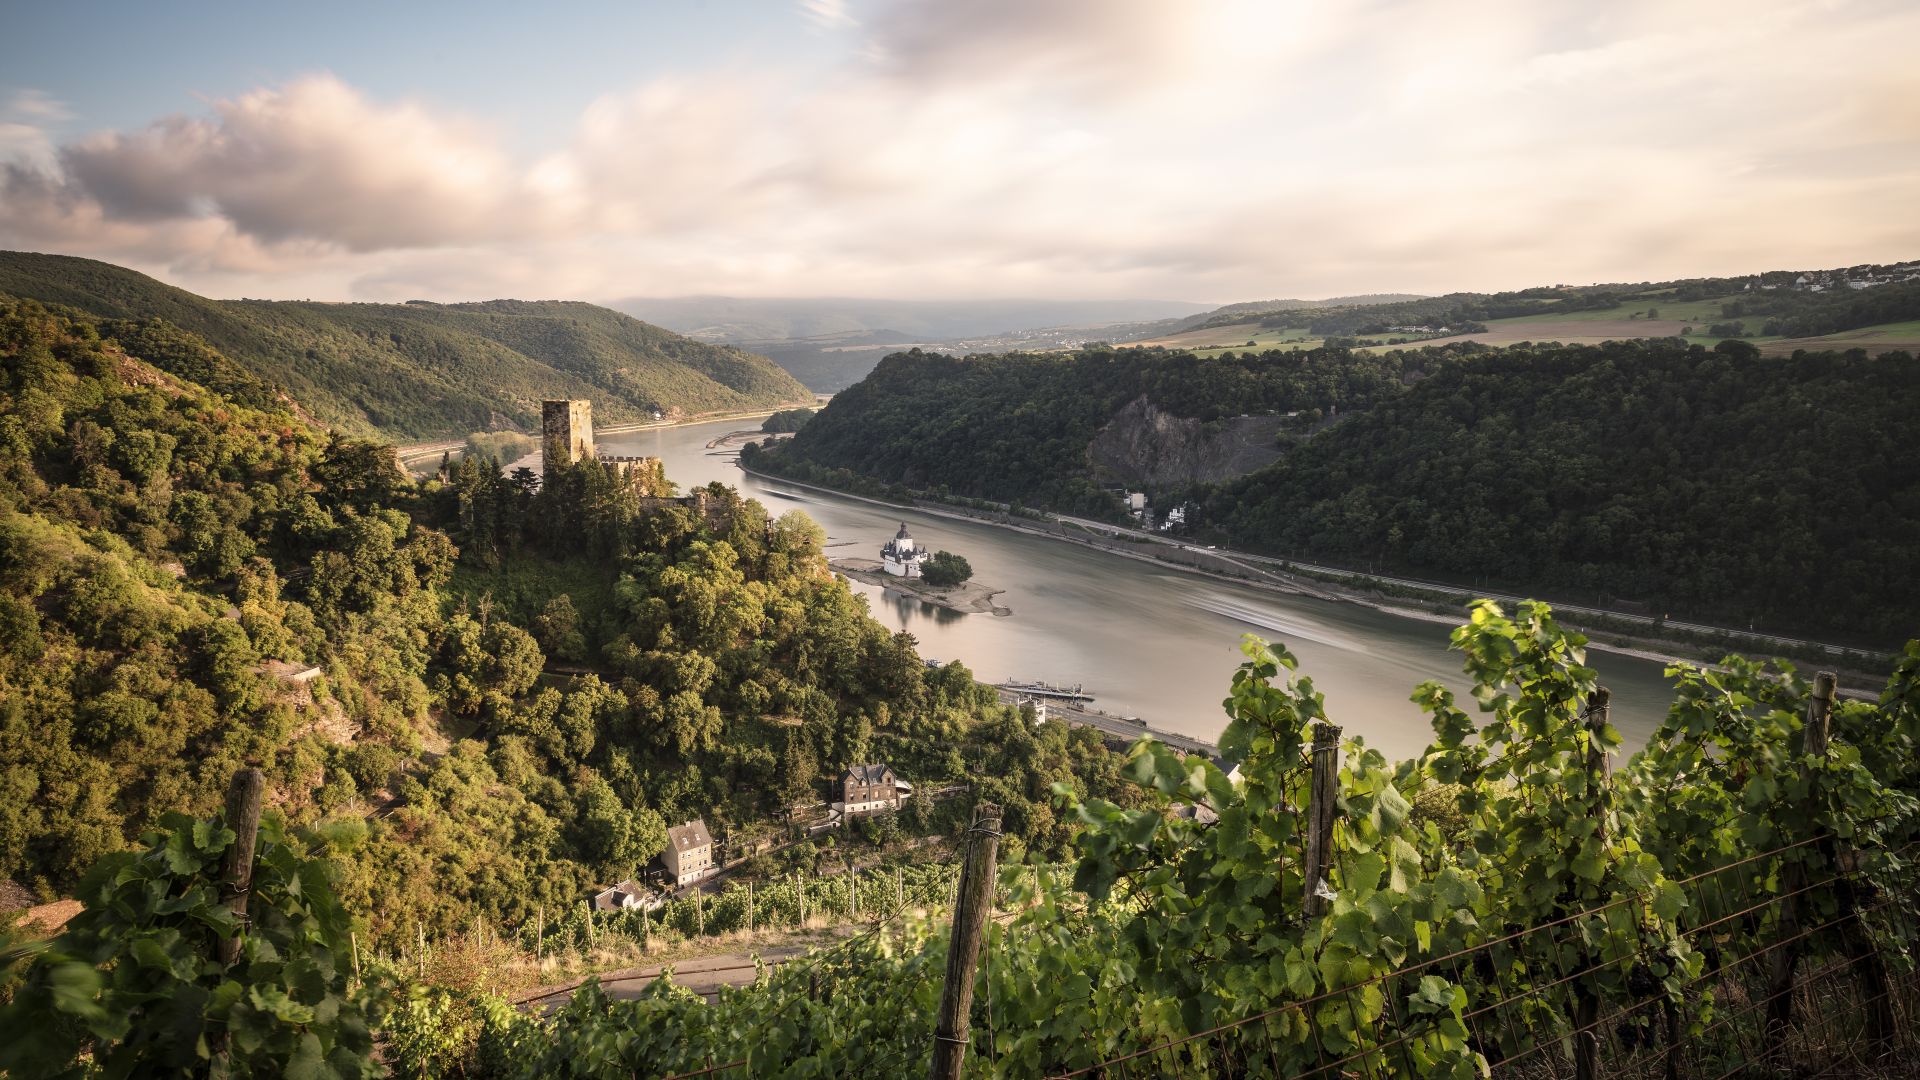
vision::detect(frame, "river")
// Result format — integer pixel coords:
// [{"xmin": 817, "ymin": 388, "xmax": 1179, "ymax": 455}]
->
[{"xmin": 598, "ymin": 418, "xmax": 1680, "ymax": 762}]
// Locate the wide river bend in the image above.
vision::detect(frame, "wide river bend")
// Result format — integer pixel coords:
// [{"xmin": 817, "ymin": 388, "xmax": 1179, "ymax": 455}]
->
[{"xmin": 601, "ymin": 418, "xmax": 1679, "ymax": 762}]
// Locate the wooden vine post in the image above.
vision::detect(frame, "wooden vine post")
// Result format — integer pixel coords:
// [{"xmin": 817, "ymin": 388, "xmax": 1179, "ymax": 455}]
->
[
  {"xmin": 1806, "ymin": 673, "xmax": 1894, "ymax": 1052},
  {"xmin": 1573, "ymin": 689, "xmax": 1612, "ymax": 1080},
  {"xmin": 216, "ymin": 768, "xmax": 265, "ymax": 968},
  {"xmin": 1301, "ymin": 724, "xmax": 1342, "ymax": 918},
  {"xmin": 929, "ymin": 803, "xmax": 1002, "ymax": 1080},
  {"xmin": 1764, "ymin": 671, "xmax": 1835, "ymax": 1062},
  {"xmin": 748, "ymin": 880, "xmax": 755, "ymax": 934}
]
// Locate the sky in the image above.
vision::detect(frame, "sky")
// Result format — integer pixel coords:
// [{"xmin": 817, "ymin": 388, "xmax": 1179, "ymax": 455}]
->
[{"xmin": 2, "ymin": 0, "xmax": 1917, "ymax": 304}]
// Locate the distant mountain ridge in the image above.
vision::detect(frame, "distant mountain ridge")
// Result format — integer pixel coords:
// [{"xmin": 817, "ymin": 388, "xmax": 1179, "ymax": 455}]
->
[
  {"xmin": 609, "ymin": 296, "xmax": 1214, "ymax": 344},
  {"xmin": 0, "ymin": 252, "xmax": 811, "ymax": 440}
]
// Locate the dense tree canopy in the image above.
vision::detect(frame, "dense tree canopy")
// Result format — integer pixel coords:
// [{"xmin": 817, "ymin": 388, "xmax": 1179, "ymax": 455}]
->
[
  {"xmin": 759, "ymin": 337, "xmax": 1918, "ymax": 644},
  {"xmin": 0, "ymin": 296, "xmax": 1127, "ymax": 948}
]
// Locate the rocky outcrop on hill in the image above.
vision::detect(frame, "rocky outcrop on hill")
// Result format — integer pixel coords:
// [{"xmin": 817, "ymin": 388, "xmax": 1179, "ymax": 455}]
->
[{"xmin": 1087, "ymin": 395, "xmax": 1285, "ymax": 488}]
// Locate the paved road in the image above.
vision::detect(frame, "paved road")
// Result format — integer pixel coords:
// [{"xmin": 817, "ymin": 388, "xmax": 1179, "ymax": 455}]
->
[{"xmin": 518, "ymin": 946, "xmax": 812, "ymax": 1010}]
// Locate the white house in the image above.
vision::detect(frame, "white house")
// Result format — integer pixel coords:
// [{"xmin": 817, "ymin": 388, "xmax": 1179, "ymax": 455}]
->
[
  {"xmin": 591, "ymin": 880, "xmax": 661, "ymax": 912},
  {"xmin": 880, "ymin": 523, "xmax": 927, "ymax": 577}
]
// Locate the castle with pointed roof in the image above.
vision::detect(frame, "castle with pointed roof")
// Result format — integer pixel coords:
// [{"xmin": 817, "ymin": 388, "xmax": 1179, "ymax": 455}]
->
[{"xmin": 880, "ymin": 522, "xmax": 927, "ymax": 578}]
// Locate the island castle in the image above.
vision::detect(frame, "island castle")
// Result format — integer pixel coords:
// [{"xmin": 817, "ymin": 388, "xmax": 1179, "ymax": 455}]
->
[{"xmin": 540, "ymin": 399, "xmax": 720, "ymax": 523}]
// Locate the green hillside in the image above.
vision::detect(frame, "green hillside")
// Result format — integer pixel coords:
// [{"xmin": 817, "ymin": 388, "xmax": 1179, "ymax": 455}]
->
[
  {"xmin": 0, "ymin": 251, "xmax": 810, "ymax": 439},
  {"xmin": 757, "ymin": 338, "xmax": 1920, "ymax": 643}
]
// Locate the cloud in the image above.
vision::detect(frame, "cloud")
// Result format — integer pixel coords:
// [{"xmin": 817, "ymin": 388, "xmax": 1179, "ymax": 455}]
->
[
  {"xmin": 800, "ymin": 0, "xmax": 857, "ymax": 30},
  {"xmin": 2, "ymin": 1, "xmax": 1917, "ymax": 302}
]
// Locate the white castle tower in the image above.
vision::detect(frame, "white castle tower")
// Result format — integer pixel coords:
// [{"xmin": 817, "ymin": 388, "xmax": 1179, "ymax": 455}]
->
[{"xmin": 880, "ymin": 522, "xmax": 926, "ymax": 578}]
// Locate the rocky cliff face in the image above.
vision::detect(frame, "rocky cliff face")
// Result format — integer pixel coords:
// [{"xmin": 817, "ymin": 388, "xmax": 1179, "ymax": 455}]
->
[{"xmin": 1087, "ymin": 395, "xmax": 1285, "ymax": 488}]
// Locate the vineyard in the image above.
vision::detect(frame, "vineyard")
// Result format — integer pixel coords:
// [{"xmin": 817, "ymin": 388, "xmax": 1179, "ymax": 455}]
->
[{"xmin": 4, "ymin": 601, "xmax": 1917, "ymax": 1078}]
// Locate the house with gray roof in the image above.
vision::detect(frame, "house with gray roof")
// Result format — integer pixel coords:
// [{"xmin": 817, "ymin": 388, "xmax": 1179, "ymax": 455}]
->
[{"xmin": 664, "ymin": 819, "xmax": 715, "ymax": 887}]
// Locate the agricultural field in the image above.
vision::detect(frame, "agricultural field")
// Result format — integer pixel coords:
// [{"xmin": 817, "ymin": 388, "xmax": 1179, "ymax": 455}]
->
[
  {"xmin": 1115, "ymin": 292, "xmax": 1919, "ymax": 360},
  {"xmin": 1755, "ymin": 317, "xmax": 1920, "ymax": 355},
  {"xmin": 1123, "ymin": 323, "xmax": 1320, "ymax": 351}
]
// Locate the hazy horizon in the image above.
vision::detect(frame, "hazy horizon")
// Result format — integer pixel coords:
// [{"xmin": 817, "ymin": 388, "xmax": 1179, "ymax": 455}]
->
[{"xmin": 4, "ymin": 0, "xmax": 1918, "ymax": 305}]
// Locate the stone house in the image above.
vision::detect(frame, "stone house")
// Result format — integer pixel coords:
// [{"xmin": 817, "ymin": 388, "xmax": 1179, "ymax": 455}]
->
[{"xmin": 664, "ymin": 819, "xmax": 715, "ymax": 887}]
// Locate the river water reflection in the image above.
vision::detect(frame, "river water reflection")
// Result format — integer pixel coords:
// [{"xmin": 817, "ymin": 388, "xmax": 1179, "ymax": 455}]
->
[{"xmin": 600, "ymin": 418, "xmax": 1678, "ymax": 762}]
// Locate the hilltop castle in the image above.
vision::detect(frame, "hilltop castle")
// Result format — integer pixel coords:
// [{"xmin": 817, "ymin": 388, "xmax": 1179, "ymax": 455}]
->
[
  {"xmin": 541, "ymin": 399, "xmax": 727, "ymax": 524},
  {"xmin": 541, "ymin": 399, "xmax": 661, "ymax": 480}
]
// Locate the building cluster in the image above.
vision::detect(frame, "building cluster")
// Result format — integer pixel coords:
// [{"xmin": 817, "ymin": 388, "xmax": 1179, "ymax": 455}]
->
[
  {"xmin": 1757, "ymin": 261, "xmax": 1920, "ymax": 293},
  {"xmin": 1115, "ymin": 490, "xmax": 1191, "ymax": 532},
  {"xmin": 590, "ymin": 763, "xmax": 913, "ymax": 909}
]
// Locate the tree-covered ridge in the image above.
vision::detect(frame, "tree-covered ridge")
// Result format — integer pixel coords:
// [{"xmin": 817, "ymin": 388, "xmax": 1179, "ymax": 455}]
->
[
  {"xmin": 1200, "ymin": 340, "xmax": 1919, "ymax": 643},
  {"xmin": 1182, "ymin": 264, "xmax": 1920, "ymax": 340},
  {"xmin": 761, "ymin": 338, "xmax": 1918, "ymax": 644},
  {"xmin": 0, "ymin": 297, "xmax": 1126, "ymax": 947},
  {"xmin": 766, "ymin": 346, "xmax": 1434, "ymax": 514},
  {"xmin": 0, "ymin": 251, "xmax": 810, "ymax": 440}
]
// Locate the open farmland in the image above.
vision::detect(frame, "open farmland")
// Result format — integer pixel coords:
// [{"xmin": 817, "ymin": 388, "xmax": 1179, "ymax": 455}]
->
[
  {"xmin": 1754, "ymin": 318, "xmax": 1920, "ymax": 355},
  {"xmin": 1124, "ymin": 297, "xmax": 1920, "ymax": 360},
  {"xmin": 1124, "ymin": 323, "xmax": 1318, "ymax": 350}
]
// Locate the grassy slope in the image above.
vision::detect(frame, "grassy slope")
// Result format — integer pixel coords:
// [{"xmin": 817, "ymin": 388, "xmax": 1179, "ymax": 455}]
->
[
  {"xmin": 1145, "ymin": 292, "xmax": 1920, "ymax": 358},
  {"xmin": 0, "ymin": 252, "xmax": 809, "ymax": 440}
]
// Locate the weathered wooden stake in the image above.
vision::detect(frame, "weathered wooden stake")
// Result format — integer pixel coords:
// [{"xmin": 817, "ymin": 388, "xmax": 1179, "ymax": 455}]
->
[
  {"xmin": 1765, "ymin": 672, "xmax": 1834, "ymax": 1062},
  {"xmin": 1301, "ymin": 724, "xmax": 1342, "ymax": 919},
  {"xmin": 799, "ymin": 877, "xmax": 807, "ymax": 927},
  {"xmin": 850, "ymin": 865, "xmax": 859, "ymax": 919},
  {"xmin": 1573, "ymin": 689, "xmax": 1612, "ymax": 1080},
  {"xmin": 929, "ymin": 803, "xmax": 1002, "ymax": 1080},
  {"xmin": 216, "ymin": 768, "xmax": 266, "ymax": 968},
  {"xmin": 696, "ymin": 889, "xmax": 704, "ymax": 936},
  {"xmin": 640, "ymin": 900, "xmax": 650, "ymax": 946},
  {"xmin": 748, "ymin": 881, "xmax": 755, "ymax": 933},
  {"xmin": 897, "ymin": 868, "xmax": 906, "ymax": 914},
  {"xmin": 350, "ymin": 931, "xmax": 360, "ymax": 985},
  {"xmin": 1806, "ymin": 672, "xmax": 1895, "ymax": 1053},
  {"xmin": 536, "ymin": 905, "xmax": 544, "ymax": 957}
]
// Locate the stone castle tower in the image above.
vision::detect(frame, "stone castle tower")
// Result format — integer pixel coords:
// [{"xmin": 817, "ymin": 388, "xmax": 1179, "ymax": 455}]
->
[{"xmin": 542, "ymin": 399, "xmax": 595, "ymax": 470}]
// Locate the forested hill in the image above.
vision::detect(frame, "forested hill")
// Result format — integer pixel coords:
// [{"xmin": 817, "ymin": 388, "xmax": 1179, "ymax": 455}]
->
[
  {"xmin": 755, "ymin": 340, "xmax": 1920, "ymax": 643},
  {"xmin": 0, "ymin": 294, "xmax": 1123, "ymax": 929},
  {"xmin": 0, "ymin": 251, "xmax": 810, "ymax": 439},
  {"xmin": 763, "ymin": 346, "xmax": 1437, "ymax": 513}
]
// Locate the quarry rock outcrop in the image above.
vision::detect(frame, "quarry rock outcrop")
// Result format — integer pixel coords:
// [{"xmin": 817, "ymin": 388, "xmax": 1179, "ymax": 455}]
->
[{"xmin": 1087, "ymin": 395, "xmax": 1286, "ymax": 488}]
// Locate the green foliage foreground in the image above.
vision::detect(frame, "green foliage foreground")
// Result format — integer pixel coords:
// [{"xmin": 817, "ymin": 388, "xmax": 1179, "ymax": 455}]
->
[
  {"xmin": 5, "ymin": 603, "xmax": 1916, "ymax": 1076},
  {"xmin": 369, "ymin": 603, "xmax": 1916, "ymax": 1077}
]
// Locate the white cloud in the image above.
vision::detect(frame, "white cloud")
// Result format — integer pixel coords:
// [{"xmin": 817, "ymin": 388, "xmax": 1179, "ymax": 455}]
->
[
  {"xmin": 800, "ymin": 0, "xmax": 857, "ymax": 30},
  {"xmin": 1, "ymin": 0, "xmax": 1917, "ymax": 302}
]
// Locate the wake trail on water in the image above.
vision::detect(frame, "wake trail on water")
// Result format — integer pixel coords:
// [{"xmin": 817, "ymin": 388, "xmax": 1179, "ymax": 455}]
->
[{"xmin": 1185, "ymin": 591, "xmax": 1364, "ymax": 653}]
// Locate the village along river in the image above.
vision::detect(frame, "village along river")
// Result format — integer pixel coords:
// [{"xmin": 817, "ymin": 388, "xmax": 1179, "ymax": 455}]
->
[{"xmin": 598, "ymin": 417, "xmax": 1681, "ymax": 762}]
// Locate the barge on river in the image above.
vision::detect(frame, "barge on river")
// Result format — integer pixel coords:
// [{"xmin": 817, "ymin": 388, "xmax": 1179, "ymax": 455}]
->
[{"xmin": 996, "ymin": 680, "xmax": 1095, "ymax": 703}]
